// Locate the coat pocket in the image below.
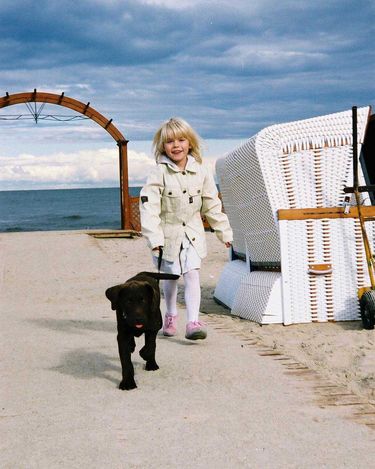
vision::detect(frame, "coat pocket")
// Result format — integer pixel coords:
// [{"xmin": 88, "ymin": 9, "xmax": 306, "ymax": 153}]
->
[
  {"xmin": 188, "ymin": 186, "xmax": 203, "ymax": 211},
  {"xmin": 161, "ymin": 186, "xmax": 182, "ymax": 213}
]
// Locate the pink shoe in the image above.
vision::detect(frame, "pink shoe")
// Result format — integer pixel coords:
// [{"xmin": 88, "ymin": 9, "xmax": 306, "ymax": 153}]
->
[
  {"xmin": 163, "ymin": 314, "xmax": 178, "ymax": 337},
  {"xmin": 185, "ymin": 321, "xmax": 207, "ymax": 340}
]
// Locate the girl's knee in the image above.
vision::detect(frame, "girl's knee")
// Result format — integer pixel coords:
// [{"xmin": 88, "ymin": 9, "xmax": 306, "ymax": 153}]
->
[{"xmin": 183, "ymin": 269, "xmax": 200, "ymax": 282}]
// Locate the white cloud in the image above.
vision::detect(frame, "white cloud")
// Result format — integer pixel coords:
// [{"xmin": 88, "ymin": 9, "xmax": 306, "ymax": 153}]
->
[
  {"xmin": 226, "ymin": 42, "xmax": 328, "ymax": 68},
  {"xmin": 138, "ymin": 0, "xmax": 204, "ymax": 8},
  {"xmin": 138, "ymin": 0, "xmax": 274, "ymax": 11},
  {"xmin": 0, "ymin": 147, "xmax": 157, "ymax": 189},
  {"xmin": 0, "ymin": 138, "xmax": 244, "ymax": 190}
]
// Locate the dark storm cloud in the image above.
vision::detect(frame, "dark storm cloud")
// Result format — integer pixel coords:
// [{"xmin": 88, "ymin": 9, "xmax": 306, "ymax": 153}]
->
[
  {"xmin": 0, "ymin": 0, "xmax": 192, "ymax": 68},
  {"xmin": 0, "ymin": 0, "xmax": 374, "ymax": 140}
]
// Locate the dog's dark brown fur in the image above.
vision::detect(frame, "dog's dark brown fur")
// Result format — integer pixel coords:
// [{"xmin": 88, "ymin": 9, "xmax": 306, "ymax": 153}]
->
[{"xmin": 105, "ymin": 271, "xmax": 179, "ymax": 390}]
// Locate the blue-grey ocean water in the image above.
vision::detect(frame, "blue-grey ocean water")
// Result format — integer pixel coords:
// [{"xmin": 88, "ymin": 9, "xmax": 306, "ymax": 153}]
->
[{"xmin": 0, "ymin": 187, "xmax": 141, "ymax": 233}]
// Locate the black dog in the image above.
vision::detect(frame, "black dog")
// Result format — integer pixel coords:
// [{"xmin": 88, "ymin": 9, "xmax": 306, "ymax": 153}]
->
[{"xmin": 105, "ymin": 271, "xmax": 179, "ymax": 390}]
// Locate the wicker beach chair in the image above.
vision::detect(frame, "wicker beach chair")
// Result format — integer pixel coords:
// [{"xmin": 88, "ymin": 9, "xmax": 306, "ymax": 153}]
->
[{"xmin": 214, "ymin": 106, "xmax": 373, "ymax": 324}]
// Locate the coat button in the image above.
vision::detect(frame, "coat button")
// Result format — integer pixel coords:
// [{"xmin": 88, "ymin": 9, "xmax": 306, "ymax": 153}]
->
[
  {"xmin": 183, "ymin": 190, "xmax": 187, "ymax": 193},
  {"xmin": 182, "ymin": 222, "xmax": 186, "ymax": 226},
  {"xmin": 197, "ymin": 189, "xmax": 201, "ymax": 193},
  {"xmin": 168, "ymin": 191, "xmax": 172, "ymax": 195},
  {"xmin": 192, "ymin": 237, "xmax": 196, "ymax": 241},
  {"xmin": 182, "ymin": 171, "xmax": 186, "ymax": 175}
]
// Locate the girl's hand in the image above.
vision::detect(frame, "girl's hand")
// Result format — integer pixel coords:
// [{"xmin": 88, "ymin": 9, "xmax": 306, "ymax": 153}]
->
[{"xmin": 225, "ymin": 242, "xmax": 232, "ymax": 248}]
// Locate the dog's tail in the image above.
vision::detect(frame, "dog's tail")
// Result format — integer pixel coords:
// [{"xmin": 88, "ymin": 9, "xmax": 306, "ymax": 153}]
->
[{"xmin": 141, "ymin": 271, "xmax": 180, "ymax": 281}]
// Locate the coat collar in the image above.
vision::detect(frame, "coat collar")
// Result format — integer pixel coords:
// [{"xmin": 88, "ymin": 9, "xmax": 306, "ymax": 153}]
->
[{"xmin": 159, "ymin": 154, "xmax": 199, "ymax": 173}]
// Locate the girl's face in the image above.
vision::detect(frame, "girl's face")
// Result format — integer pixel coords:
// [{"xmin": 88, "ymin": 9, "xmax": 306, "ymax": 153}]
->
[{"xmin": 163, "ymin": 135, "xmax": 190, "ymax": 169}]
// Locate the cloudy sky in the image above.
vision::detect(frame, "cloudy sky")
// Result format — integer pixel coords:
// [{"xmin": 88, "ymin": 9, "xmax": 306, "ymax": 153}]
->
[{"xmin": 0, "ymin": 0, "xmax": 374, "ymax": 190}]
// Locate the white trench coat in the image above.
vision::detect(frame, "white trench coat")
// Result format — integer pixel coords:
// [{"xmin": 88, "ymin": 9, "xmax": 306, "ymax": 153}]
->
[{"xmin": 139, "ymin": 155, "xmax": 233, "ymax": 263}]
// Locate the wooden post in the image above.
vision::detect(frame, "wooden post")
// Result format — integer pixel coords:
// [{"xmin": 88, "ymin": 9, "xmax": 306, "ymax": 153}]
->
[{"xmin": 118, "ymin": 140, "xmax": 131, "ymax": 230}]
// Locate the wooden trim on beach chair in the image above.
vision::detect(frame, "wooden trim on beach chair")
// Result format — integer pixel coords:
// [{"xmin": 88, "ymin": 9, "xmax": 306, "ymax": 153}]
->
[{"xmin": 278, "ymin": 206, "xmax": 375, "ymax": 221}]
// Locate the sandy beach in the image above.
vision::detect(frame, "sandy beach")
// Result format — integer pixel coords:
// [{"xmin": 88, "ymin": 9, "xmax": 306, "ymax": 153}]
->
[{"xmin": 1, "ymin": 230, "xmax": 375, "ymax": 468}]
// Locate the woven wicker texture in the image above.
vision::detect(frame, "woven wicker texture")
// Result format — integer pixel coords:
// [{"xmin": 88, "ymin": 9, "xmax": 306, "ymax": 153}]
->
[
  {"xmin": 280, "ymin": 217, "xmax": 372, "ymax": 323},
  {"xmin": 213, "ymin": 260, "xmax": 249, "ymax": 309},
  {"xmin": 231, "ymin": 272, "xmax": 283, "ymax": 324},
  {"xmin": 215, "ymin": 106, "xmax": 372, "ymax": 324},
  {"xmin": 221, "ymin": 137, "xmax": 280, "ymax": 262},
  {"xmin": 216, "ymin": 158, "xmax": 246, "ymax": 255}
]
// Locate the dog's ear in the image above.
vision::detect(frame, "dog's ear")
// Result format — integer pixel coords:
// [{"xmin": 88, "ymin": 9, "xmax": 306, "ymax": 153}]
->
[{"xmin": 105, "ymin": 284, "xmax": 123, "ymax": 310}]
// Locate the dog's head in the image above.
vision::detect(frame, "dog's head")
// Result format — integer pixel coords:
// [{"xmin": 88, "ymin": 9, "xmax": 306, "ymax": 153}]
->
[{"xmin": 105, "ymin": 278, "xmax": 161, "ymax": 331}]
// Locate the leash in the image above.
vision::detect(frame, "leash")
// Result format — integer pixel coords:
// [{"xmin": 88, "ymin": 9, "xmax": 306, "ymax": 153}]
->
[{"xmin": 157, "ymin": 247, "xmax": 163, "ymax": 274}]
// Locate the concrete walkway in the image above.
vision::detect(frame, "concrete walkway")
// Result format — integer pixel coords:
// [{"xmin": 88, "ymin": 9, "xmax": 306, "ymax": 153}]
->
[{"xmin": 1, "ymin": 231, "xmax": 374, "ymax": 468}]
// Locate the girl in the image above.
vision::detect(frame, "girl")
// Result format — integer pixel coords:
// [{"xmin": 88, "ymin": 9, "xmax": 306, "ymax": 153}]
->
[{"xmin": 139, "ymin": 117, "xmax": 233, "ymax": 340}]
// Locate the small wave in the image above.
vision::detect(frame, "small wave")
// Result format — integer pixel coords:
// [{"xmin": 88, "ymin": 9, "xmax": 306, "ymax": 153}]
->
[
  {"xmin": 63, "ymin": 215, "xmax": 83, "ymax": 220},
  {"xmin": 5, "ymin": 226, "xmax": 25, "ymax": 232}
]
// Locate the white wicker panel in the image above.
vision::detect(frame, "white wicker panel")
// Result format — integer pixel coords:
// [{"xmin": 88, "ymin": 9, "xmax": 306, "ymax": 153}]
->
[
  {"xmin": 276, "ymin": 107, "xmax": 369, "ymax": 156},
  {"xmin": 280, "ymin": 217, "xmax": 375, "ymax": 324},
  {"xmin": 224, "ymin": 137, "xmax": 280, "ymax": 262},
  {"xmin": 245, "ymin": 230, "xmax": 281, "ymax": 263},
  {"xmin": 279, "ymin": 219, "xmax": 312, "ymax": 324},
  {"xmin": 329, "ymin": 219, "xmax": 362, "ymax": 321},
  {"xmin": 231, "ymin": 272, "xmax": 282, "ymax": 324},
  {"xmin": 257, "ymin": 106, "xmax": 370, "ymax": 211},
  {"xmin": 213, "ymin": 260, "xmax": 249, "ymax": 309},
  {"xmin": 215, "ymin": 157, "xmax": 246, "ymax": 255}
]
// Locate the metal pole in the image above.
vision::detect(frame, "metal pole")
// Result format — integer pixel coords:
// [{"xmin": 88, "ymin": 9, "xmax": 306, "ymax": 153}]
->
[{"xmin": 352, "ymin": 106, "xmax": 358, "ymax": 189}]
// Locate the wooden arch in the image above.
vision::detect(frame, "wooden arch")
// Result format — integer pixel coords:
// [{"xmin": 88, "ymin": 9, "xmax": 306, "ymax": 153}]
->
[{"xmin": 0, "ymin": 90, "xmax": 132, "ymax": 230}]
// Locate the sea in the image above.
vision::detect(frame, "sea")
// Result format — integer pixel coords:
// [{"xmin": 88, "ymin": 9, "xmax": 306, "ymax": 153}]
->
[{"xmin": 0, "ymin": 187, "xmax": 141, "ymax": 233}]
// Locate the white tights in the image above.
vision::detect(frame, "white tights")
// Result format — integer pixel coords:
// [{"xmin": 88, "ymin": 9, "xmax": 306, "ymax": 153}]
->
[{"xmin": 162, "ymin": 269, "xmax": 201, "ymax": 323}]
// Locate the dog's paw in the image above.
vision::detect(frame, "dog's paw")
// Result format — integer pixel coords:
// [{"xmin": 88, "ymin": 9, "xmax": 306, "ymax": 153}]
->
[
  {"xmin": 119, "ymin": 379, "xmax": 137, "ymax": 390},
  {"xmin": 145, "ymin": 360, "xmax": 159, "ymax": 371}
]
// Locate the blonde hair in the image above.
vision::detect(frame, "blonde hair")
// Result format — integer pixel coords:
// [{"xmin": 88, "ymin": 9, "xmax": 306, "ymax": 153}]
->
[{"xmin": 153, "ymin": 117, "xmax": 202, "ymax": 163}]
